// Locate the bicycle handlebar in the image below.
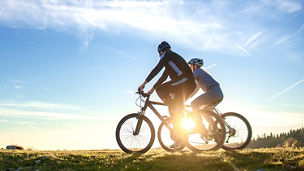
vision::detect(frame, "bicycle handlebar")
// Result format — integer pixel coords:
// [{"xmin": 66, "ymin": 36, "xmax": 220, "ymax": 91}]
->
[
  {"xmin": 136, "ymin": 91, "xmax": 191, "ymax": 107},
  {"xmin": 136, "ymin": 91, "xmax": 150, "ymax": 98}
]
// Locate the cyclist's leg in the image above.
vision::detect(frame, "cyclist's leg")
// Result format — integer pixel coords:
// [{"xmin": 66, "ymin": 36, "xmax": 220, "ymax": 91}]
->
[
  {"xmin": 157, "ymin": 79, "xmax": 196, "ymax": 144},
  {"xmin": 191, "ymin": 85, "xmax": 223, "ymax": 111},
  {"xmin": 156, "ymin": 81, "xmax": 181, "ymax": 141},
  {"xmin": 191, "ymin": 85, "xmax": 223, "ymax": 132},
  {"xmin": 168, "ymin": 85, "xmax": 185, "ymax": 142},
  {"xmin": 156, "ymin": 81, "xmax": 174, "ymax": 107},
  {"xmin": 170, "ymin": 79, "xmax": 196, "ymax": 142}
]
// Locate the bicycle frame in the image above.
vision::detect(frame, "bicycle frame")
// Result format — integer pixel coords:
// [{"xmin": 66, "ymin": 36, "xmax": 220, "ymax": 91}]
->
[
  {"xmin": 210, "ymin": 108, "xmax": 234, "ymax": 133},
  {"xmin": 134, "ymin": 93, "xmax": 233, "ymax": 135},
  {"xmin": 134, "ymin": 95, "xmax": 170, "ymax": 135}
]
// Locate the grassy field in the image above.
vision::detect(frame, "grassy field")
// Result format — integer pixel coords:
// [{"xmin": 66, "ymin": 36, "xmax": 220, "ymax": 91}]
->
[{"xmin": 1, "ymin": 148, "xmax": 304, "ymax": 170}]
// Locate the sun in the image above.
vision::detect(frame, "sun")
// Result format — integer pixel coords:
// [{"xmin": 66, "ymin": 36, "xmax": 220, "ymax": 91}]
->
[{"xmin": 182, "ymin": 117, "xmax": 196, "ymax": 131}]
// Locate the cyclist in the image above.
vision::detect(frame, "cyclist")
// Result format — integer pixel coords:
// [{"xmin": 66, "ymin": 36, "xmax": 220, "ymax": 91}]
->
[
  {"xmin": 138, "ymin": 41, "xmax": 196, "ymax": 147},
  {"xmin": 187, "ymin": 58, "xmax": 223, "ymax": 136}
]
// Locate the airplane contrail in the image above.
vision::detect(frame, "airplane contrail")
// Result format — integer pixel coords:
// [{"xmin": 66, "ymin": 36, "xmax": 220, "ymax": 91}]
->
[
  {"xmin": 235, "ymin": 43, "xmax": 250, "ymax": 55},
  {"xmin": 267, "ymin": 78, "xmax": 304, "ymax": 102},
  {"xmin": 204, "ymin": 63, "xmax": 217, "ymax": 70}
]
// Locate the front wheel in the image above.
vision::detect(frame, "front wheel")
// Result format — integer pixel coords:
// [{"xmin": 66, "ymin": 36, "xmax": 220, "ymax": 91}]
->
[
  {"xmin": 116, "ymin": 113, "xmax": 155, "ymax": 153},
  {"xmin": 221, "ymin": 112, "xmax": 252, "ymax": 150},
  {"xmin": 158, "ymin": 116, "xmax": 185, "ymax": 152}
]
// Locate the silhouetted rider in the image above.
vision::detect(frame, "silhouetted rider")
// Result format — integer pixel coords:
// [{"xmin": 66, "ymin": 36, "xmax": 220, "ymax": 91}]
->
[{"xmin": 138, "ymin": 41, "xmax": 196, "ymax": 147}]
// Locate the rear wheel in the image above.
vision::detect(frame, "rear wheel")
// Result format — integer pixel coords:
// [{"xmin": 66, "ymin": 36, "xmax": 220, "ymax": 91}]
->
[
  {"xmin": 158, "ymin": 116, "xmax": 185, "ymax": 152},
  {"xmin": 116, "ymin": 113, "xmax": 155, "ymax": 153},
  {"xmin": 186, "ymin": 110, "xmax": 226, "ymax": 152},
  {"xmin": 221, "ymin": 112, "xmax": 252, "ymax": 150}
]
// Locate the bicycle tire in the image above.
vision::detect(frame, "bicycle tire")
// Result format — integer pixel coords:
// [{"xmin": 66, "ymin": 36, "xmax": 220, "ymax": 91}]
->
[
  {"xmin": 116, "ymin": 113, "xmax": 155, "ymax": 153},
  {"xmin": 221, "ymin": 112, "xmax": 252, "ymax": 150},
  {"xmin": 186, "ymin": 110, "xmax": 226, "ymax": 152},
  {"xmin": 158, "ymin": 116, "xmax": 185, "ymax": 152}
]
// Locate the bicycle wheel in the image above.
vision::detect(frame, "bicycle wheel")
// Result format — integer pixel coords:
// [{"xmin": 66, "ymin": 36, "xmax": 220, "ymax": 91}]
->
[
  {"xmin": 158, "ymin": 116, "xmax": 185, "ymax": 152},
  {"xmin": 186, "ymin": 110, "xmax": 226, "ymax": 152},
  {"xmin": 221, "ymin": 112, "xmax": 252, "ymax": 150},
  {"xmin": 116, "ymin": 113, "xmax": 155, "ymax": 153}
]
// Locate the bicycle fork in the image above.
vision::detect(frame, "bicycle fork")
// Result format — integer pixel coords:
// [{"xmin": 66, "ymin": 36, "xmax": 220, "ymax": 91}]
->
[{"xmin": 134, "ymin": 108, "xmax": 146, "ymax": 136}]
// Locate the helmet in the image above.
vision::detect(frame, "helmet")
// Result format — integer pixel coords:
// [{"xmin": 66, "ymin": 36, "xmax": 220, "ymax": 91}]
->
[
  {"xmin": 157, "ymin": 41, "xmax": 171, "ymax": 53},
  {"xmin": 188, "ymin": 58, "xmax": 204, "ymax": 67}
]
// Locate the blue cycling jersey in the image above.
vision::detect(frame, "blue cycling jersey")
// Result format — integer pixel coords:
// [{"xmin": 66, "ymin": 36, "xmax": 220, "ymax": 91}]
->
[{"xmin": 193, "ymin": 68, "xmax": 219, "ymax": 92}]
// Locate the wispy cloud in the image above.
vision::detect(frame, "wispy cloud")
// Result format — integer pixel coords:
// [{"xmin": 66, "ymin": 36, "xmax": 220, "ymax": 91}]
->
[
  {"xmin": 0, "ymin": 101, "xmax": 84, "ymax": 110},
  {"xmin": 240, "ymin": 0, "xmax": 302, "ymax": 15},
  {"xmin": 267, "ymin": 78, "xmax": 304, "ymax": 102},
  {"xmin": 276, "ymin": 0, "xmax": 302, "ymax": 13},
  {"xmin": 0, "ymin": 1, "xmax": 219, "ymax": 49},
  {"xmin": 0, "ymin": 107, "xmax": 103, "ymax": 120},
  {"xmin": 0, "ymin": 0, "xmax": 301, "ymax": 54},
  {"xmin": 273, "ymin": 35, "xmax": 293, "ymax": 47},
  {"xmin": 0, "ymin": 0, "xmax": 261, "ymax": 53},
  {"xmin": 245, "ymin": 32, "xmax": 262, "ymax": 48}
]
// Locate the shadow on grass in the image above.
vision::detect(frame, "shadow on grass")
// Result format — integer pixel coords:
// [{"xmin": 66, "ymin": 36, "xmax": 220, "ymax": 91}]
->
[{"xmin": 111, "ymin": 151, "xmax": 233, "ymax": 171}]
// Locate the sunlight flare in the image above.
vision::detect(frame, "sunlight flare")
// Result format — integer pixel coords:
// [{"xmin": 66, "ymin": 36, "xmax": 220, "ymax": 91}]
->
[{"xmin": 182, "ymin": 117, "xmax": 196, "ymax": 131}]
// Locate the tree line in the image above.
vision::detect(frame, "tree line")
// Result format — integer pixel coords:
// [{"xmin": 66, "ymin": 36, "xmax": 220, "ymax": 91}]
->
[{"xmin": 247, "ymin": 127, "xmax": 304, "ymax": 148}]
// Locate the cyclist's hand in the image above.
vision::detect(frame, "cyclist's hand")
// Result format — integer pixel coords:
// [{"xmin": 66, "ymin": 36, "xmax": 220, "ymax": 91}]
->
[
  {"xmin": 147, "ymin": 87, "xmax": 155, "ymax": 95},
  {"xmin": 138, "ymin": 83, "xmax": 145, "ymax": 92},
  {"xmin": 138, "ymin": 81, "xmax": 148, "ymax": 92}
]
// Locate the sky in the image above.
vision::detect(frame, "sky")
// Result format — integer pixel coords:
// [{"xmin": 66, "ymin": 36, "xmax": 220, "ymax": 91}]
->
[{"xmin": 0, "ymin": 0, "xmax": 303, "ymax": 150}]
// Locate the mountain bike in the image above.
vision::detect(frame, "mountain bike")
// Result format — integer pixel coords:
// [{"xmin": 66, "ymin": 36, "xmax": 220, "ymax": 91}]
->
[{"xmin": 115, "ymin": 91, "xmax": 226, "ymax": 153}]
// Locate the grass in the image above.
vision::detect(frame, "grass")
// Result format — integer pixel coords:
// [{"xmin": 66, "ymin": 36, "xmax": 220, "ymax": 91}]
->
[{"xmin": 1, "ymin": 148, "xmax": 304, "ymax": 170}]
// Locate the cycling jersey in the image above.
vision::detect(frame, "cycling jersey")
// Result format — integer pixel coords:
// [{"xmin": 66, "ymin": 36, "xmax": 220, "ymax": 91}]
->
[
  {"xmin": 191, "ymin": 68, "xmax": 223, "ymax": 110},
  {"xmin": 145, "ymin": 50, "xmax": 194, "ymax": 89},
  {"xmin": 193, "ymin": 68, "xmax": 219, "ymax": 92}
]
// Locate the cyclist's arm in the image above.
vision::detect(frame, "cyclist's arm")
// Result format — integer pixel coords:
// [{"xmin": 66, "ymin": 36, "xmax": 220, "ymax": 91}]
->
[
  {"xmin": 153, "ymin": 70, "xmax": 168, "ymax": 89},
  {"xmin": 145, "ymin": 54, "xmax": 168, "ymax": 83},
  {"xmin": 189, "ymin": 81, "xmax": 199, "ymax": 98}
]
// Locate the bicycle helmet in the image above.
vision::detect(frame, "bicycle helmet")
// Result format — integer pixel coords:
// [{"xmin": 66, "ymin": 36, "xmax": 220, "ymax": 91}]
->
[
  {"xmin": 188, "ymin": 58, "xmax": 204, "ymax": 67},
  {"xmin": 157, "ymin": 41, "xmax": 171, "ymax": 53}
]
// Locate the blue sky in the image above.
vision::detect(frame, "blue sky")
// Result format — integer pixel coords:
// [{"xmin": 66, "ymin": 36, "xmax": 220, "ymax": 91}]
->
[{"xmin": 0, "ymin": 0, "xmax": 303, "ymax": 150}]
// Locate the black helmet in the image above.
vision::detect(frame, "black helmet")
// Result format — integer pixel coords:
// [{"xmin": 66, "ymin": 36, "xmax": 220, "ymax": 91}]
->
[{"xmin": 157, "ymin": 41, "xmax": 171, "ymax": 53}]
